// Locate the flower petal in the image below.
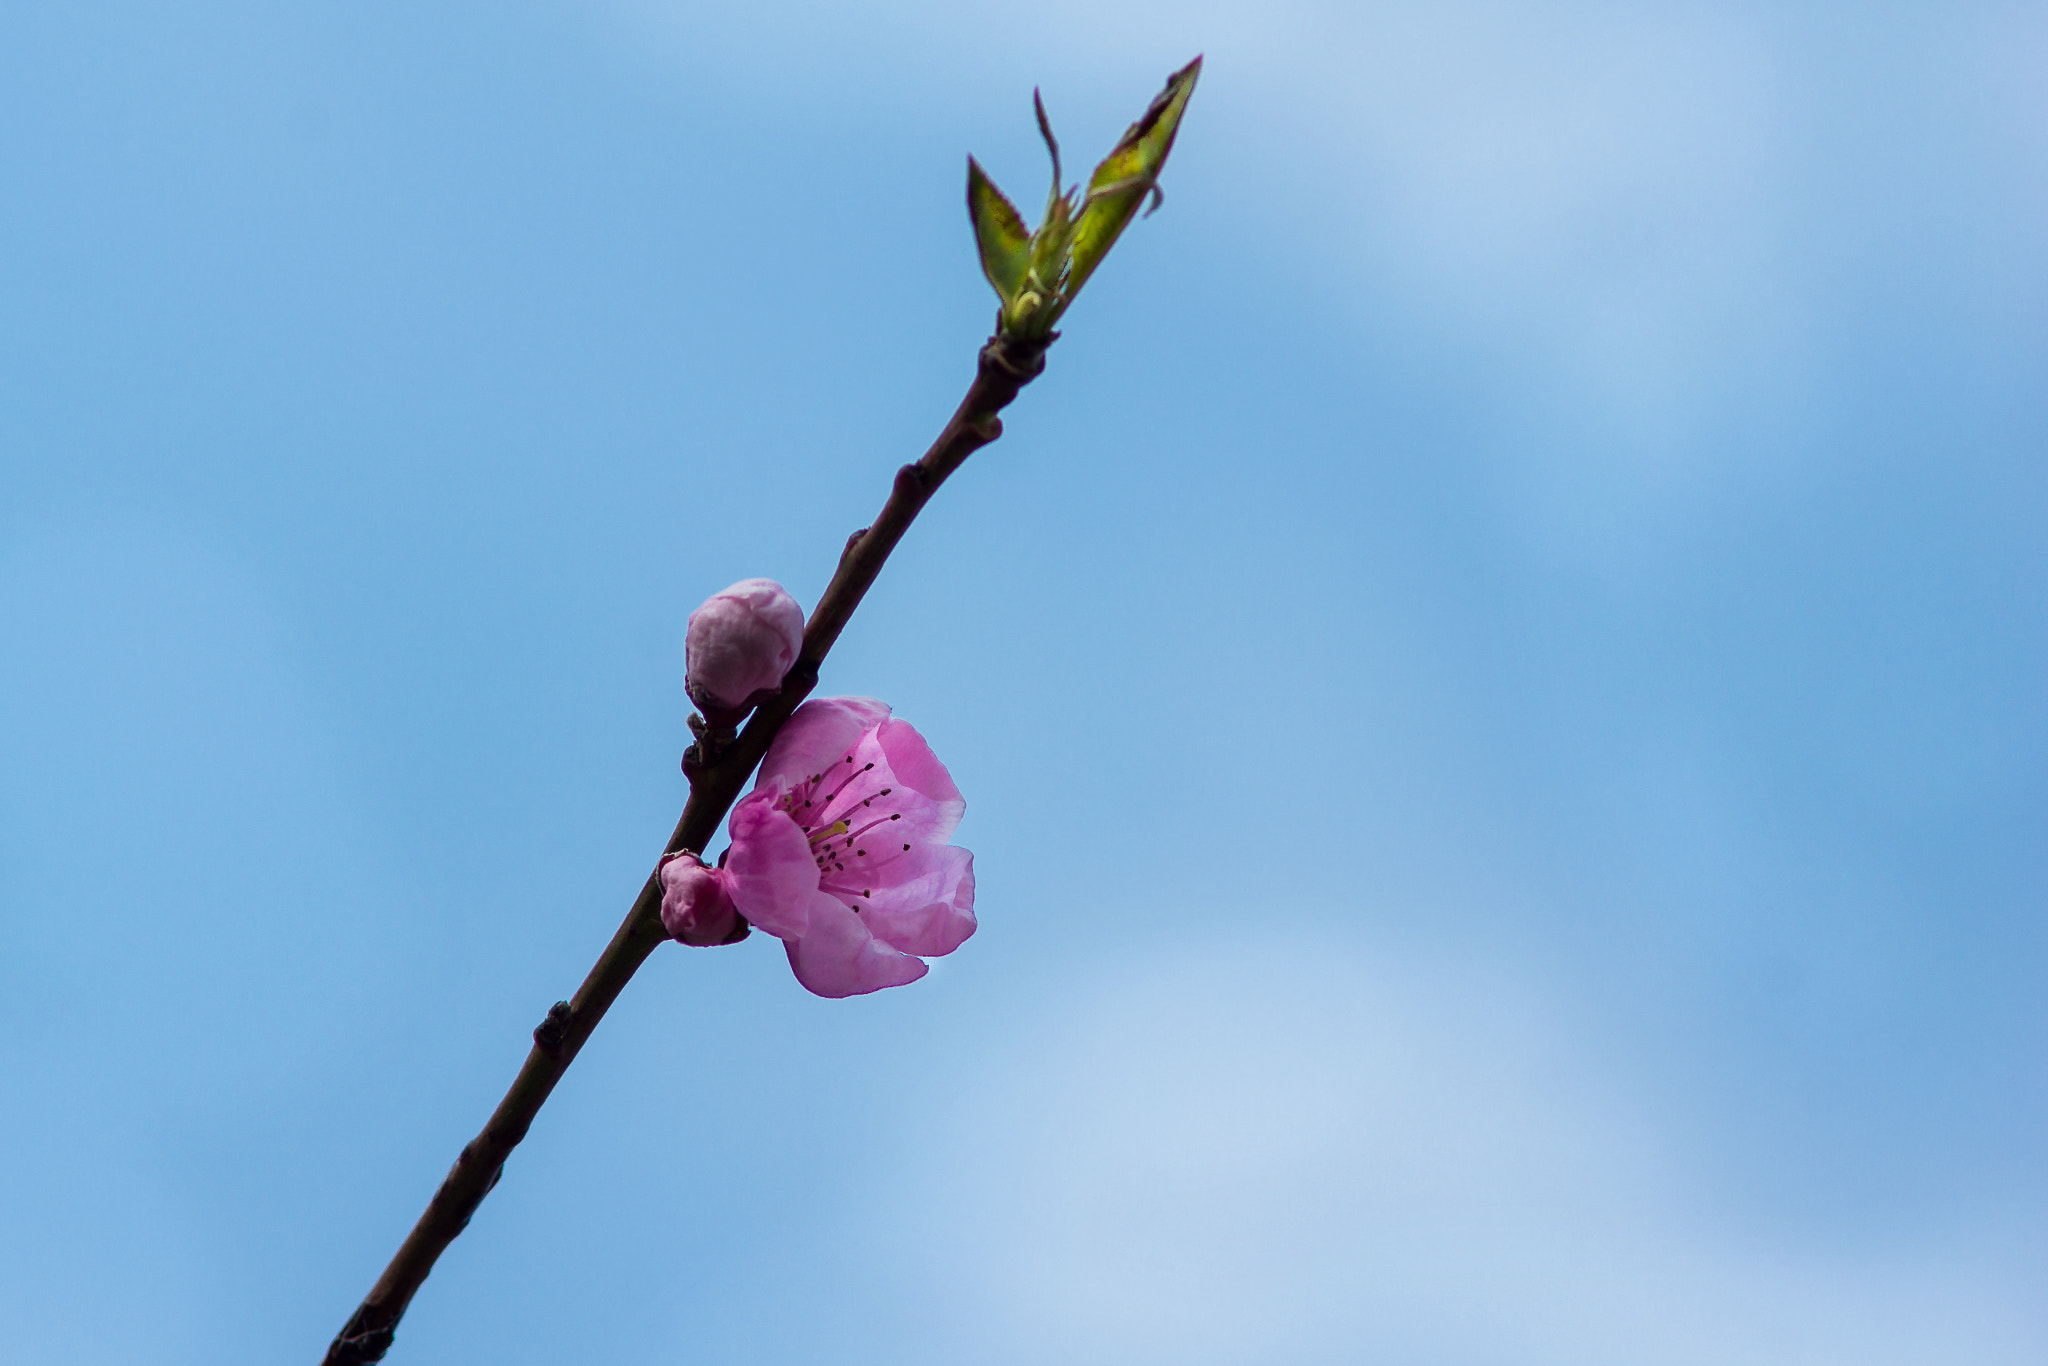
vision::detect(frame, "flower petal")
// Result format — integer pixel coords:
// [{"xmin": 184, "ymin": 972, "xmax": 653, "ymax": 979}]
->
[
  {"xmin": 723, "ymin": 789, "xmax": 818, "ymax": 939},
  {"xmin": 873, "ymin": 717, "xmax": 965, "ymax": 843},
  {"xmin": 784, "ymin": 895, "xmax": 929, "ymax": 998},
  {"xmin": 757, "ymin": 697, "xmax": 892, "ymax": 792},
  {"xmin": 841, "ymin": 844, "xmax": 976, "ymax": 958}
]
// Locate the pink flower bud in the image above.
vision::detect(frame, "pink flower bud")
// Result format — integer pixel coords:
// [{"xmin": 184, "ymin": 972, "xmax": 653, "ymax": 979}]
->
[
  {"xmin": 658, "ymin": 852, "xmax": 741, "ymax": 946},
  {"xmin": 685, "ymin": 578, "xmax": 806, "ymax": 715}
]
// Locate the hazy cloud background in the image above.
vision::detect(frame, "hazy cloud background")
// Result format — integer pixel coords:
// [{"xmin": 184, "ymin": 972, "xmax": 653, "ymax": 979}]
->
[{"xmin": 1, "ymin": 1, "xmax": 2041, "ymax": 1362}]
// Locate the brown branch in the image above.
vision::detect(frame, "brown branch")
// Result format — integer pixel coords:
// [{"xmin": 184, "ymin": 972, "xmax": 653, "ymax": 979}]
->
[{"xmin": 322, "ymin": 332, "xmax": 1050, "ymax": 1366}]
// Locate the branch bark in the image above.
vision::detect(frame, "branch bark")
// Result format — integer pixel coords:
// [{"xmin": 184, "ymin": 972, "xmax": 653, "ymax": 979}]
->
[{"xmin": 323, "ymin": 332, "xmax": 1049, "ymax": 1365}]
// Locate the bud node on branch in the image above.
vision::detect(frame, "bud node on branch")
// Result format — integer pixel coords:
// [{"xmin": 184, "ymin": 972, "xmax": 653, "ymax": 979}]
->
[{"xmin": 532, "ymin": 1001, "xmax": 573, "ymax": 1053}]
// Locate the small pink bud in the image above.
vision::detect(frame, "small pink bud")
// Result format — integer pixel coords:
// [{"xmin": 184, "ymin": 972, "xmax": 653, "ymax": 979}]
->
[
  {"xmin": 659, "ymin": 852, "xmax": 741, "ymax": 946},
  {"xmin": 685, "ymin": 578, "xmax": 805, "ymax": 715}
]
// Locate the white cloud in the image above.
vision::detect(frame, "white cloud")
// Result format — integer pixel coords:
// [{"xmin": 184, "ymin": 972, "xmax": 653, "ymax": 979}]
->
[
  {"xmin": 885, "ymin": 930, "xmax": 2040, "ymax": 1365},
  {"xmin": 1214, "ymin": 4, "xmax": 1810, "ymax": 503}
]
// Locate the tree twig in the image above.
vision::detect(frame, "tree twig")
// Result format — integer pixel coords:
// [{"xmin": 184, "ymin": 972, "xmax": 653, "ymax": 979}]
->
[{"xmin": 322, "ymin": 331, "xmax": 1050, "ymax": 1365}]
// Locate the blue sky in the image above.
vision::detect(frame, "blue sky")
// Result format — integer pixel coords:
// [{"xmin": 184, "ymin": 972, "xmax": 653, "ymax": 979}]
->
[{"xmin": 1, "ymin": 2, "xmax": 2042, "ymax": 1362}]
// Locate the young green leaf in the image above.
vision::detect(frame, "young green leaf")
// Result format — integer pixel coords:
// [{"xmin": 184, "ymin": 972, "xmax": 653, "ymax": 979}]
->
[
  {"xmin": 1033, "ymin": 88, "xmax": 1064, "ymax": 222},
  {"xmin": 1063, "ymin": 55, "xmax": 1202, "ymax": 304},
  {"xmin": 967, "ymin": 157, "xmax": 1032, "ymax": 305}
]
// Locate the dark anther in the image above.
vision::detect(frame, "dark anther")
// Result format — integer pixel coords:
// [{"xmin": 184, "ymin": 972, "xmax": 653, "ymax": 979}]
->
[{"xmin": 533, "ymin": 1000, "xmax": 573, "ymax": 1053}]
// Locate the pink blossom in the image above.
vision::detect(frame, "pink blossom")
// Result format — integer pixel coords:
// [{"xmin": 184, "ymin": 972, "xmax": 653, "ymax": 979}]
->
[
  {"xmin": 658, "ymin": 851, "xmax": 740, "ymax": 947},
  {"xmin": 685, "ymin": 578, "xmax": 806, "ymax": 714},
  {"xmin": 722, "ymin": 697, "xmax": 975, "ymax": 997}
]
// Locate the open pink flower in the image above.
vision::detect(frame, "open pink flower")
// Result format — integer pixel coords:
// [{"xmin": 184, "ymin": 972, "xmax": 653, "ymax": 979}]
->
[{"xmin": 721, "ymin": 697, "xmax": 975, "ymax": 997}]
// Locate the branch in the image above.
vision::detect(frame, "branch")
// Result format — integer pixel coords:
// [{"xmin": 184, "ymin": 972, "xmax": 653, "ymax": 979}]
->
[{"xmin": 323, "ymin": 332, "xmax": 1050, "ymax": 1366}]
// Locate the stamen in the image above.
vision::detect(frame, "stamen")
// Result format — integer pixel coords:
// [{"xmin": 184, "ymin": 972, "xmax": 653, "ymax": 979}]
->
[
  {"xmin": 785, "ymin": 774, "xmax": 828, "ymax": 827},
  {"xmin": 811, "ymin": 759, "xmax": 879, "ymax": 828},
  {"xmin": 844, "ymin": 813, "xmax": 902, "ymax": 843},
  {"xmin": 804, "ymin": 819, "xmax": 848, "ymax": 848}
]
